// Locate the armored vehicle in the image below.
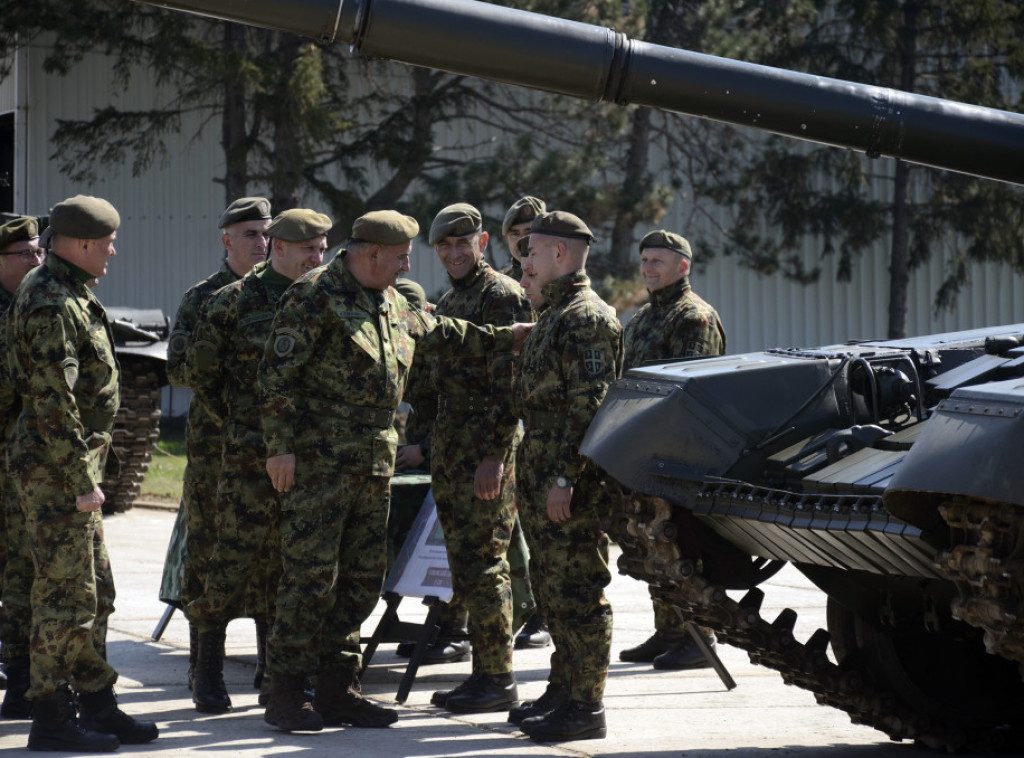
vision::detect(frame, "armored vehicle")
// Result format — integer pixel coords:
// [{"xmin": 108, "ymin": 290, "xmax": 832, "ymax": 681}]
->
[{"xmin": 135, "ymin": 0, "xmax": 1024, "ymax": 748}]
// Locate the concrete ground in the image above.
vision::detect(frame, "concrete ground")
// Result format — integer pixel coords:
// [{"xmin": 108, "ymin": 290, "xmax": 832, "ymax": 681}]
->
[{"xmin": 0, "ymin": 504, "xmax": 991, "ymax": 757}]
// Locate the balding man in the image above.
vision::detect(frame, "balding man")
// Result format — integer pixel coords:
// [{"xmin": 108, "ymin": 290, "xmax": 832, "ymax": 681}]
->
[
  {"xmin": 9, "ymin": 196, "xmax": 158, "ymax": 751},
  {"xmin": 258, "ymin": 210, "xmax": 533, "ymax": 733},
  {"xmin": 510, "ymin": 211, "xmax": 622, "ymax": 743}
]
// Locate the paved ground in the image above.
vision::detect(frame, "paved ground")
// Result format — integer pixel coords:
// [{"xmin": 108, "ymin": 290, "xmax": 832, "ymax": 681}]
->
[{"xmin": 0, "ymin": 504, "xmax": 988, "ymax": 757}]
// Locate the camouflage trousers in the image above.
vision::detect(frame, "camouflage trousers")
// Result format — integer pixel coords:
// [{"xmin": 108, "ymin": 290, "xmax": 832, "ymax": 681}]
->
[
  {"xmin": 186, "ymin": 427, "xmax": 281, "ymax": 632},
  {"xmin": 432, "ymin": 437, "xmax": 516, "ymax": 675},
  {"xmin": 269, "ymin": 471, "xmax": 390, "ymax": 677},
  {"xmin": 517, "ymin": 450, "xmax": 612, "ymax": 703},
  {"xmin": 180, "ymin": 405, "xmax": 224, "ymax": 612},
  {"xmin": 1, "ymin": 475, "xmax": 33, "ymax": 661},
  {"xmin": 15, "ymin": 491, "xmax": 117, "ymax": 699}
]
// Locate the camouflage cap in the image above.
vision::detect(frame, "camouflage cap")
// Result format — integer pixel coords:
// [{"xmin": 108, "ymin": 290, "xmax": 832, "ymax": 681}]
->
[
  {"xmin": 0, "ymin": 217, "xmax": 40, "ymax": 251},
  {"xmin": 47, "ymin": 195, "xmax": 120, "ymax": 240},
  {"xmin": 502, "ymin": 195, "xmax": 546, "ymax": 236},
  {"xmin": 350, "ymin": 210, "xmax": 420, "ymax": 246},
  {"xmin": 530, "ymin": 210, "xmax": 595, "ymax": 243},
  {"xmin": 639, "ymin": 229, "xmax": 692, "ymax": 259},
  {"xmin": 218, "ymin": 196, "xmax": 272, "ymax": 228},
  {"xmin": 394, "ymin": 278, "xmax": 427, "ymax": 310},
  {"xmin": 428, "ymin": 203, "xmax": 482, "ymax": 245},
  {"xmin": 265, "ymin": 208, "xmax": 332, "ymax": 242}
]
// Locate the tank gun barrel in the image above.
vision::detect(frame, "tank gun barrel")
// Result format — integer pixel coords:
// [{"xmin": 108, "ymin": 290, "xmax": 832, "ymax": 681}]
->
[{"xmin": 139, "ymin": 0, "xmax": 1024, "ymax": 185}]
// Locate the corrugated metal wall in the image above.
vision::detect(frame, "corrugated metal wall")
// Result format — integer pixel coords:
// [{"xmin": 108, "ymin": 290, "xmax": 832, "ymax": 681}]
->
[{"xmin": 11, "ymin": 41, "xmax": 1024, "ymax": 360}]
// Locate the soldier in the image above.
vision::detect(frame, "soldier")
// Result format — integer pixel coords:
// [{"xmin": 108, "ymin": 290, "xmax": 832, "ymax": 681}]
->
[
  {"xmin": 184, "ymin": 209, "xmax": 329, "ymax": 714},
  {"xmin": 421, "ymin": 203, "xmax": 533, "ymax": 713},
  {"xmin": 166, "ymin": 197, "xmax": 271, "ymax": 688},
  {"xmin": 510, "ymin": 211, "xmax": 622, "ymax": 743},
  {"xmin": 500, "ymin": 195, "xmax": 545, "ymax": 282},
  {"xmin": 618, "ymin": 230, "xmax": 726, "ymax": 670},
  {"xmin": 8, "ymin": 195, "xmax": 158, "ymax": 751},
  {"xmin": 0, "ymin": 217, "xmax": 45, "ymax": 719},
  {"xmin": 258, "ymin": 210, "xmax": 532, "ymax": 733}
]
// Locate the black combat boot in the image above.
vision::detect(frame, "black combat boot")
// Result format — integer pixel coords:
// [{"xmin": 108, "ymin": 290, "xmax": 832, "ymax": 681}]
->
[
  {"xmin": 618, "ymin": 630, "xmax": 685, "ymax": 662},
  {"xmin": 186, "ymin": 622, "xmax": 198, "ymax": 690},
  {"xmin": 313, "ymin": 668, "xmax": 397, "ymax": 727},
  {"xmin": 192, "ymin": 630, "xmax": 232, "ymax": 713},
  {"xmin": 79, "ymin": 686, "xmax": 159, "ymax": 744},
  {"xmin": 27, "ymin": 687, "xmax": 120, "ymax": 752},
  {"xmin": 265, "ymin": 673, "xmax": 323, "ymax": 732},
  {"xmin": 254, "ymin": 619, "xmax": 269, "ymax": 690},
  {"xmin": 1, "ymin": 656, "xmax": 32, "ymax": 719},
  {"xmin": 430, "ymin": 671, "xmax": 481, "ymax": 707},
  {"xmin": 526, "ymin": 699, "xmax": 607, "ymax": 742},
  {"xmin": 444, "ymin": 672, "xmax": 518, "ymax": 713},
  {"xmin": 514, "ymin": 615, "xmax": 551, "ymax": 649},
  {"xmin": 509, "ymin": 682, "xmax": 567, "ymax": 726},
  {"xmin": 652, "ymin": 633, "xmax": 716, "ymax": 670}
]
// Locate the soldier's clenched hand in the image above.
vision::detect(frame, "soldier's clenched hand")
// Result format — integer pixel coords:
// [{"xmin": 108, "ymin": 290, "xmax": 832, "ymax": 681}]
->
[
  {"xmin": 546, "ymin": 485, "xmax": 572, "ymax": 522},
  {"xmin": 510, "ymin": 322, "xmax": 535, "ymax": 353},
  {"xmin": 267, "ymin": 453, "xmax": 296, "ymax": 492},
  {"xmin": 474, "ymin": 456, "xmax": 504, "ymax": 500},
  {"xmin": 76, "ymin": 487, "xmax": 106, "ymax": 513}
]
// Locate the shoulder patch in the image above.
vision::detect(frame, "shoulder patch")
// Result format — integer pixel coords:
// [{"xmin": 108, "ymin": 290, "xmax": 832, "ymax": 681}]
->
[
  {"xmin": 583, "ymin": 346, "xmax": 605, "ymax": 376},
  {"xmin": 272, "ymin": 327, "xmax": 302, "ymax": 357},
  {"xmin": 62, "ymin": 357, "xmax": 79, "ymax": 390}
]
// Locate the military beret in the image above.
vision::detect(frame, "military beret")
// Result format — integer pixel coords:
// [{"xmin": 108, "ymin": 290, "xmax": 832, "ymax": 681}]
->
[
  {"xmin": 47, "ymin": 195, "xmax": 120, "ymax": 240},
  {"xmin": 516, "ymin": 235, "xmax": 530, "ymax": 259},
  {"xmin": 429, "ymin": 203, "xmax": 482, "ymax": 245},
  {"xmin": 350, "ymin": 210, "xmax": 420, "ymax": 246},
  {"xmin": 394, "ymin": 278, "xmax": 427, "ymax": 310},
  {"xmin": 530, "ymin": 210, "xmax": 595, "ymax": 243},
  {"xmin": 218, "ymin": 196, "xmax": 272, "ymax": 228},
  {"xmin": 639, "ymin": 229, "xmax": 692, "ymax": 259},
  {"xmin": 0, "ymin": 217, "xmax": 40, "ymax": 252},
  {"xmin": 265, "ymin": 208, "xmax": 332, "ymax": 242},
  {"xmin": 502, "ymin": 196, "xmax": 546, "ymax": 236}
]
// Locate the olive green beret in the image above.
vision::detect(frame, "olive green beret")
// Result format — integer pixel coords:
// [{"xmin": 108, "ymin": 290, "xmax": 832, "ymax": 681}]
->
[
  {"xmin": 265, "ymin": 208, "xmax": 333, "ymax": 242},
  {"xmin": 502, "ymin": 196, "xmax": 546, "ymax": 236},
  {"xmin": 350, "ymin": 210, "xmax": 420, "ymax": 246},
  {"xmin": 0, "ymin": 217, "xmax": 40, "ymax": 252},
  {"xmin": 639, "ymin": 229, "xmax": 692, "ymax": 259},
  {"xmin": 394, "ymin": 278, "xmax": 427, "ymax": 310},
  {"xmin": 530, "ymin": 210, "xmax": 594, "ymax": 243},
  {"xmin": 47, "ymin": 195, "xmax": 120, "ymax": 240},
  {"xmin": 218, "ymin": 196, "xmax": 272, "ymax": 228},
  {"xmin": 429, "ymin": 203, "xmax": 482, "ymax": 245}
]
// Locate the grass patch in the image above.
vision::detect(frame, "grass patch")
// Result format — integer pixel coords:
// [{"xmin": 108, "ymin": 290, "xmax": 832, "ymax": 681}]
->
[{"xmin": 140, "ymin": 424, "xmax": 186, "ymax": 503}]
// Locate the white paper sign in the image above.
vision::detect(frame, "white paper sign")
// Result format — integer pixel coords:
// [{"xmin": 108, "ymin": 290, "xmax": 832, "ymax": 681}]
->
[{"xmin": 384, "ymin": 488, "xmax": 454, "ymax": 602}]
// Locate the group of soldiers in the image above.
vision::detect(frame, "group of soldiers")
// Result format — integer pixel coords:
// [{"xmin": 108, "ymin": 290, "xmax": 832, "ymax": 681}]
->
[{"xmin": 0, "ymin": 186, "xmax": 724, "ymax": 752}]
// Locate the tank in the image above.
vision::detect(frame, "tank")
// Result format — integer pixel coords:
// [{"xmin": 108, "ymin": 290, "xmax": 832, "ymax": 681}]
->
[{"xmin": 131, "ymin": 0, "xmax": 1023, "ymax": 748}]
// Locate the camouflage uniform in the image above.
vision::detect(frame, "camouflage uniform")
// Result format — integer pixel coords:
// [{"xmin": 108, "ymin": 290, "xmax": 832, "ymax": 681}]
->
[
  {"xmin": 501, "ymin": 258, "xmax": 523, "ymax": 283},
  {"xmin": 167, "ymin": 262, "xmax": 241, "ymax": 611},
  {"xmin": 624, "ymin": 277, "xmax": 725, "ymax": 638},
  {"xmin": 431, "ymin": 259, "xmax": 532, "ymax": 675},
  {"xmin": 0, "ymin": 284, "xmax": 33, "ymax": 666},
  {"xmin": 184, "ymin": 262, "xmax": 290, "ymax": 632},
  {"xmin": 515, "ymin": 270, "xmax": 622, "ymax": 704},
  {"xmin": 259, "ymin": 255, "xmax": 514, "ymax": 679},
  {"xmin": 7, "ymin": 253, "xmax": 119, "ymax": 699}
]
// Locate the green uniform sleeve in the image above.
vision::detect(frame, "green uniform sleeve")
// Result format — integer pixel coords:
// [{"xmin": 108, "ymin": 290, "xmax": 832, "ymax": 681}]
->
[
  {"xmin": 186, "ymin": 296, "xmax": 231, "ymax": 424},
  {"xmin": 481, "ymin": 286, "xmax": 533, "ymax": 458}
]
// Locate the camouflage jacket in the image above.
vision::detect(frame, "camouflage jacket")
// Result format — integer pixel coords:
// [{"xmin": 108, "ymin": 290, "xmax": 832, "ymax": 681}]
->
[
  {"xmin": 8, "ymin": 253, "xmax": 120, "ymax": 500},
  {"xmin": 167, "ymin": 261, "xmax": 240, "ymax": 388},
  {"xmin": 501, "ymin": 258, "xmax": 523, "ymax": 284},
  {"xmin": 516, "ymin": 270, "xmax": 622, "ymax": 483},
  {"xmin": 187, "ymin": 262, "xmax": 292, "ymax": 434},
  {"xmin": 623, "ymin": 278, "xmax": 726, "ymax": 369},
  {"xmin": 258, "ymin": 255, "xmax": 515, "ymax": 477},
  {"xmin": 433, "ymin": 259, "xmax": 533, "ymax": 458},
  {"xmin": 0, "ymin": 285, "xmax": 18, "ymax": 437}
]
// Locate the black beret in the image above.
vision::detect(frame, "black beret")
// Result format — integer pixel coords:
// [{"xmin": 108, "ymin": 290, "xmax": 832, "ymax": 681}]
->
[
  {"xmin": 394, "ymin": 278, "xmax": 427, "ymax": 310},
  {"xmin": 265, "ymin": 208, "xmax": 332, "ymax": 242},
  {"xmin": 350, "ymin": 210, "xmax": 420, "ymax": 246},
  {"xmin": 429, "ymin": 203, "xmax": 482, "ymax": 245},
  {"xmin": 0, "ymin": 217, "xmax": 40, "ymax": 251},
  {"xmin": 530, "ymin": 211, "xmax": 595, "ymax": 243},
  {"xmin": 516, "ymin": 235, "xmax": 530, "ymax": 259},
  {"xmin": 218, "ymin": 196, "xmax": 272, "ymax": 228},
  {"xmin": 47, "ymin": 195, "xmax": 120, "ymax": 240},
  {"xmin": 502, "ymin": 196, "xmax": 546, "ymax": 236},
  {"xmin": 639, "ymin": 229, "xmax": 692, "ymax": 259}
]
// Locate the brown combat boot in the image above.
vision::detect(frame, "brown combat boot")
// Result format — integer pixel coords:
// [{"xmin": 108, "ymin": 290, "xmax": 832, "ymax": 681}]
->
[
  {"xmin": 313, "ymin": 668, "xmax": 397, "ymax": 727},
  {"xmin": 264, "ymin": 673, "xmax": 322, "ymax": 732}
]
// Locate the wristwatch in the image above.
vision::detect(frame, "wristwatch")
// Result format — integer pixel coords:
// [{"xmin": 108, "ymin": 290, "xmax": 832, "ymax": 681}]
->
[{"xmin": 554, "ymin": 475, "xmax": 572, "ymax": 489}]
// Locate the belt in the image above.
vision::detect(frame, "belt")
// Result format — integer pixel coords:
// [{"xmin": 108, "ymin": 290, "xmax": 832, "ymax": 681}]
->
[
  {"xmin": 79, "ymin": 407, "xmax": 116, "ymax": 432},
  {"xmin": 438, "ymin": 394, "xmax": 491, "ymax": 414},
  {"xmin": 303, "ymin": 396, "xmax": 395, "ymax": 429},
  {"xmin": 524, "ymin": 409, "xmax": 565, "ymax": 431}
]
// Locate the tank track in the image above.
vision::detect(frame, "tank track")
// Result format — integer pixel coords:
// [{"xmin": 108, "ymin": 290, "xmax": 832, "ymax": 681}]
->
[
  {"xmin": 610, "ymin": 485, "xmax": 1024, "ymax": 752},
  {"xmin": 938, "ymin": 496, "xmax": 1024, "ymax": 673},
  {"xmin": 103, "ymin": 361, "xmax": 163, "ymax": 514}
]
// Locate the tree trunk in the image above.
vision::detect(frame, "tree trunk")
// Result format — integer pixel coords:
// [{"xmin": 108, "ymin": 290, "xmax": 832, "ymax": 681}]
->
[
  {"xmin": 268, "ymin": 35, "xmax": 305, "ymax": 212},
  {"xmin": 610, "ymin": 106, "xmax": 653, "ymax": 273},
  {"xmin": 220, "ymin": 22, "xmax": 249, "ymax": 206}
]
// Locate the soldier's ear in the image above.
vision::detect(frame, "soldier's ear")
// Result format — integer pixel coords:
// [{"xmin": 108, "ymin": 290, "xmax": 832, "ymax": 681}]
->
[{"xmin": 680, "ymin": 256, "xmax": 691, "ymax": 276}]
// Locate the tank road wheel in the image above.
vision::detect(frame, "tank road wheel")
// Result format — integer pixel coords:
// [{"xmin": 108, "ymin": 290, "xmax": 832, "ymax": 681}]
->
[
  {"xmin": 827, "ymin": 598, "xmax": 1024, "ymax": 751},
  {"xmin": 102, "ymin": 360, "xmax": 163, "ymax": 514}
]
